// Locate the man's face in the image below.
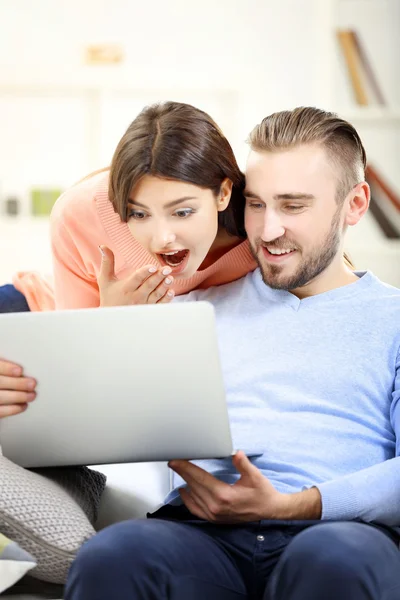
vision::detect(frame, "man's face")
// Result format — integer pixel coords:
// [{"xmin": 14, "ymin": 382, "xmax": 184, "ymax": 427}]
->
[{"xmin": 244, "ymin": 144, "xmax": 346, "ymax": 292}]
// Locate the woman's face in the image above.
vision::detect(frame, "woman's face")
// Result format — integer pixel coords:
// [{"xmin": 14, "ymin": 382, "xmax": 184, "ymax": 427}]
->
[{"xmin": 127, "ymin": 175, "xmax": 231, "ymax": 279}]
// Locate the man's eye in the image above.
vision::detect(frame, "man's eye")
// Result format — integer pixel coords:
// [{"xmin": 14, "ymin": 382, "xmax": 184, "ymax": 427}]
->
[
  {"xmin": 286, "ymin": 205, "xmax": 304, "ymax": 211},
  {"xmin": 248, "ymin": 202, "xmax": 264, "ymax": 210},
  {"xmin": 175, "ymin": 208, "xmax": 194, "ymax": 218},
  {"xmin": 129, "ymin": 211, "xmax": 147, "ymax": 220}
]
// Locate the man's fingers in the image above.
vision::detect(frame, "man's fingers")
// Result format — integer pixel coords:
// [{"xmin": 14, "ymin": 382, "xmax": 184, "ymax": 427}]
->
[
  {"xmin": 0, "ymin": 403, "xmax": 28, "ymax": 419},
  {"xmin": 0, "ymin": 360, "xmax": 22, "ymax": 377},
  {"xmin": 0, "ymin": 390, "xmax": 36, "ymax": 405},
  {"xmin": 232, "ymin": 451, "xmax": 261, "ymax": 482},
  {"xmin": 179, "ymin": 488, "xmax": 211, "ymax": 521},
  {"xmin": 169, "ymin": 460, "xmax": 224, "ymax": 495},
  {"xmin": 98, "ymin": 246, "xmax": 116, "ymax": 283},
  {"xmin": 169, "ymin": 460, "xmax": 220, "ymax": 507},
  {"xmin": 0, "ymin": 375, "xmax": 36, "ymax": 392}
]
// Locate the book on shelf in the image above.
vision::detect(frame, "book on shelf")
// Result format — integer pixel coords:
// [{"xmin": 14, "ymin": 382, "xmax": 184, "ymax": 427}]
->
[
  {"xmin": 336, "ymin": 29, "xmax": 386, "ymax": 106},
  {"xmin": 336, "ymin": 30, "xmax": 367, "ymax": 106},
  {"xmin": 366, "ymin": 165, "xmax": 400, "ymax": 212},
  {"xmin": 366, "ymin": 165, "xmax": 400, "ymax": 239},
  {"xmin": 350, "ymin": 31, "xmax": 386, "ymax": 106}
]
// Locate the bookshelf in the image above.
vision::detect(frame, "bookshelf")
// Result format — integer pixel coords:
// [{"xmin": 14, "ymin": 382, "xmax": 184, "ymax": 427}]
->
[
  {"xmin": 339, "ymin": 107, "xmax": 400, "ymax": 125},
  {"xmin": 316, "ymin": 0, "xmax": 400, "ymax": 286},
  {"xmin": 0, "ymin": 0, "xmax": 398, "ymax": 287},
  {"xmin": 317, "ymin": 0, "xmax": 399, "ymax": 116}
]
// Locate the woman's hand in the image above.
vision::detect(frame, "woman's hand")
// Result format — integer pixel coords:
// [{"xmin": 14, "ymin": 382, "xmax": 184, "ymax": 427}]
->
[
  {"xmin": 0, "ymin": 359, "xmax": 36, "ymax": 418},
  {"xmin": 97, "ymin": 246, "xmax": 176, "ymax": 307}
]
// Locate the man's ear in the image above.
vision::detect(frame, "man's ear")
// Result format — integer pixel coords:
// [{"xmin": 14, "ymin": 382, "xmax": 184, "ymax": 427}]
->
[
  {"xmin": 345, "ymin": 181, "xmax": 370, "ymax": 226},
  {"xmin": 218, "ymin": 178, "xmax": 233, "ymax": 212}
]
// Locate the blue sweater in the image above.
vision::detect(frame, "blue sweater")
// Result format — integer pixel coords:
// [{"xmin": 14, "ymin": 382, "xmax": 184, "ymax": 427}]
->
[{"xmin": 167, "ymin": 270, "xmax": 400, "ymax": 526}]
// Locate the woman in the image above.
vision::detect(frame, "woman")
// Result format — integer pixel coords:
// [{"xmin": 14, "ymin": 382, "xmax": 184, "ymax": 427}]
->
[
  {"xmin": 4, "ymin": 101, "xmax": 255, "ymax": 310},
  {"xmin": 0, "ymin": 101, "xmax": 257, "ymax": 418}
]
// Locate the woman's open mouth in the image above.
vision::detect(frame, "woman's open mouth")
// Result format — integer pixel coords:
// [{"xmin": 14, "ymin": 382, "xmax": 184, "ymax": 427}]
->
[{"xmin": 157, "ymin": 249, "xmax": 190, "ymax": 274}]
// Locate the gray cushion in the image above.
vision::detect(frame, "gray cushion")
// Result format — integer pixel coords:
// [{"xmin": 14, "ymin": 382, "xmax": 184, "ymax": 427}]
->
[{"xmin": 0, "ymin": 455, "xmax": 106, "ymax": 584}]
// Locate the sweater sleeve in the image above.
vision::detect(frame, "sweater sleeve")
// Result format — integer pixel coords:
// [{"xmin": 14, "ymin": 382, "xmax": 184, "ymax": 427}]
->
[
  {"xmin": 316, "ymin": 346, "xmax": 400, "ymax": 526},
  {"xmin": 50, "ymin": 198, "xmax": 100, "ymax": 309}
]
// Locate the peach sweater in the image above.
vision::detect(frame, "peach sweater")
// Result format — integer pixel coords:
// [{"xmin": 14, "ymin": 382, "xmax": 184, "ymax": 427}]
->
[{"xmin": 14, "ymin": 172, "xmax": 257, "ymax": 310}]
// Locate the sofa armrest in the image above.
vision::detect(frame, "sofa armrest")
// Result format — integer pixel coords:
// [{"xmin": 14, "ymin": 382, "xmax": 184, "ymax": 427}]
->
[{"xmin": 92, "ymin": 462, "xmax": 171, "ymax": 530}]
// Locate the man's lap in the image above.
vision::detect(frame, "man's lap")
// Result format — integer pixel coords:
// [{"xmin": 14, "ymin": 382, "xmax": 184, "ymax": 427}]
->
[{"xmin": 66, "ymin": 504, "xmax": 400, "ymax": 599}]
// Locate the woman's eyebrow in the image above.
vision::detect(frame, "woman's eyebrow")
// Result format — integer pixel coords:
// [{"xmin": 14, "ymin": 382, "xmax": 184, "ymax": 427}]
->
[{"xmin": 127, "ymin": 196, "xmax": 198, "ymax": 209}]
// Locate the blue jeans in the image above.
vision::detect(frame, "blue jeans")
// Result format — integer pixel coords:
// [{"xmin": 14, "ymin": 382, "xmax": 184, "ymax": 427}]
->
[
  {"xmin": 65, "ymin": 505, "xmax": 400, "ymax": 600},
  {"xmin": 0, "ymin": 284, "xmax": 30, "ymax": 313}
]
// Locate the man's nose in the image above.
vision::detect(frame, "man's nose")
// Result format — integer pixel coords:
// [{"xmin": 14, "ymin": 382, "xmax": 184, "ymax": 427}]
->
[{"xmin": 260, "ymin": 211, "xmax": 285, "ymax": 242}]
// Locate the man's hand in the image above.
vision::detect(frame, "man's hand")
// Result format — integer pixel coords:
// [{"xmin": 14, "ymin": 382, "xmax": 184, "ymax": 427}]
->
[
  {"xmin": 168, "ymin": 451, "xmax": 322, "ymax": 523},
  {"xmin": 0, "ymin": 359, "xmax": 37, "ymax": 418}
]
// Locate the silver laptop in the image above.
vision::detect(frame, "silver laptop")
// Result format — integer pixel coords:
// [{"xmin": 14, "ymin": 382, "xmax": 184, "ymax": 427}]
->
[{"xmin": 0, "ymin": 302, "xmax": 233, "ymax": 468}]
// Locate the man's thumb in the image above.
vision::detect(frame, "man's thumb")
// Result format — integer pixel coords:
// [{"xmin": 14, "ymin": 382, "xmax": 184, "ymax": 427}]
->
[{"xmin": 98, "ymin": 245, "xmax": 116, "ymax": 282}]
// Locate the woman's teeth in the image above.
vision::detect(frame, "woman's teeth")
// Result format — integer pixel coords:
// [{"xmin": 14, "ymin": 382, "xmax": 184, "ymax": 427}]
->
[{"xmin": 161, "ymin": 249, "xmax": 189, "ymax": 266}]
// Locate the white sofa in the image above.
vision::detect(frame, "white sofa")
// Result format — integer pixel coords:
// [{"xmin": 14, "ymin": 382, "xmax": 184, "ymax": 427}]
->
[{"xmin": 4, "ymin": 461, "xmax": 171, "ymax": 600}]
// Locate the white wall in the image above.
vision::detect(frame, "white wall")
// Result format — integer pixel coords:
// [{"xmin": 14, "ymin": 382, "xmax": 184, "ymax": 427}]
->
[{"xmin": 0, "ymin": 0, "xmax": 399, "ymax": 286}]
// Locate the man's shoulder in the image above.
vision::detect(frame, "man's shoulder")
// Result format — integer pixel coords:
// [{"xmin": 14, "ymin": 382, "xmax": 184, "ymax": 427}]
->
[
  {"xmin": 176, "ymin": 270, "xmax": 258, "ymax": 306},
  {"xmin": 362, "ymin": 272, "xmax": 400, "ymax": 304},
  {"xmin": 356, "ymin": 273, "xmax": 400, "ymax": 346}
]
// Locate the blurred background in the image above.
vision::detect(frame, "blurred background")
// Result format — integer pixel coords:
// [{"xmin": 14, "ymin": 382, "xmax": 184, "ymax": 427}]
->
[{"xmin": 0, "ymin": 0, "xmax": 399, "ymax": 286}]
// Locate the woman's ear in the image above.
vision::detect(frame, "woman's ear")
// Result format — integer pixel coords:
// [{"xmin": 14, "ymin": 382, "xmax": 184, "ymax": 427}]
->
[
  {"xmin": 345, "ymin": 181, "xmax": 370, "ymax": 226},
  {"xmin": 218, "ymin": 178, "xmax": 233, "ymax": 212}
]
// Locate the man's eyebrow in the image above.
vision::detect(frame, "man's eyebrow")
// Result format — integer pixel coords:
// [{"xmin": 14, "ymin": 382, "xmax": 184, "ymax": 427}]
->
[
  {"xmin": 274, "ymin": 193, "xmax": 315, "ymax": 201},
  {"xmin": 243, "ymin": 189, "xmax": 261, "ymax": 199},
  {"xmin": 127, "ymin": 196, "xmax": 198, "ymax": 209},
  {"xmin": 243, "ymin": 191, "xmax": 315, "ymax": 202}
]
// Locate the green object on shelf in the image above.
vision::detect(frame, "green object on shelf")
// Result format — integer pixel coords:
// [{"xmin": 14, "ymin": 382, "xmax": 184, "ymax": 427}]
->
[{"xmin": 31, "ymin": 188, "xmax": 63, "ymax": 216}]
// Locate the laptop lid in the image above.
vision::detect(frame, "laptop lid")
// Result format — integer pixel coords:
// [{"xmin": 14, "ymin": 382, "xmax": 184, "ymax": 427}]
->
[{"xmin": 0, "ymin": 302, "xmax": 233, "ymax": 468}]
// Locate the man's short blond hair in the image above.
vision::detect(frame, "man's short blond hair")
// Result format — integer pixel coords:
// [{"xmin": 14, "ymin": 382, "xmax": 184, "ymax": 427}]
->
[{"xmin": 248, "ymin": 107, "xmax": 367, "ymax": 203}]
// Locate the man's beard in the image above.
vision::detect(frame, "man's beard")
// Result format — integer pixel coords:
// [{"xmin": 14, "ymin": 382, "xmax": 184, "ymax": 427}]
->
[{"xmin": 250, "ymin": 208, "xmax": 342, "ymax": 291}]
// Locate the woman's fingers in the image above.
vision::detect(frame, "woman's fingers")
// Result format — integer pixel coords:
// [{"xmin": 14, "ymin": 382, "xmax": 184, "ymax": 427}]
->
[
  {"xmin": 98, "ymin": 256, "xmax": 177, "ymax": 307},
  {"xmin": 157, "ymin": 289, "xmax": 175, "ymax": 304},
  {"xmin": 127, "ymin": 265, "xmax": 165, "ymax": 293},
  {"xmin": 97, "ymin": 246, "xmax": 117, "ymax": 284},
  {"xmin": 146, "ymin": 274, "xmax": 175, "ymax": 304}
]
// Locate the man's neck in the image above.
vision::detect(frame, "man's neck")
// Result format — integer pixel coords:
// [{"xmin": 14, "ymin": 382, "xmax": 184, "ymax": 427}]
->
[{"xmin": 290, "ymin": 259, "xmax": 358, "ymax": 300}]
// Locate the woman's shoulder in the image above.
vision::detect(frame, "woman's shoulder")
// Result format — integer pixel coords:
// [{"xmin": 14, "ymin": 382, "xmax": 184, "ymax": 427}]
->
[{"xmin": 50, "ymin": 170, "xmax": 110, "ymax": 226}]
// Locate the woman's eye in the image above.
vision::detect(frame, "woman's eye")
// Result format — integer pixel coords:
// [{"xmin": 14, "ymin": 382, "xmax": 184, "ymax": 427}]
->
[
  {"xmin": 129, "ymin": 210, "xmax": 147, "ymax": 220},
  {"xmin": 174, "ymin": 208, "xmax": 194, "ymax": 218}
]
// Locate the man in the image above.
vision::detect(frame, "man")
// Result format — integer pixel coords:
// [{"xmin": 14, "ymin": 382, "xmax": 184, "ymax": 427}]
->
[{"xmin": 65, "ymin": 107, "xmax": 400, "ymax": 600}]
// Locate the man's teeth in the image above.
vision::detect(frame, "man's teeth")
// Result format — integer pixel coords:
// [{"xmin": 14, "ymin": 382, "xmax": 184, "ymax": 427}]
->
[
  {"xmin": 267, "ymin": 248, "xmax": 295, "ymax": 255},
  {"xmin": 163, "ymin": 250, "xmax": 180, "ymax": 256}
]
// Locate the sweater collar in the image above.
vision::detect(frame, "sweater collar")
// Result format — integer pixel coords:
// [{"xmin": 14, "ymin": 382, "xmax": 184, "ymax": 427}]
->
[{"xmin": 252, "ymin": 268, "xmax": 375, "ymax": 311}]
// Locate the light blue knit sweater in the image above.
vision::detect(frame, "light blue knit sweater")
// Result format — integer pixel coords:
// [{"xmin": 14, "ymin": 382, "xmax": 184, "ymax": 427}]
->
[{"xmin": 167, "ymin": 270, "xmax": 400, "ymax": 526}]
